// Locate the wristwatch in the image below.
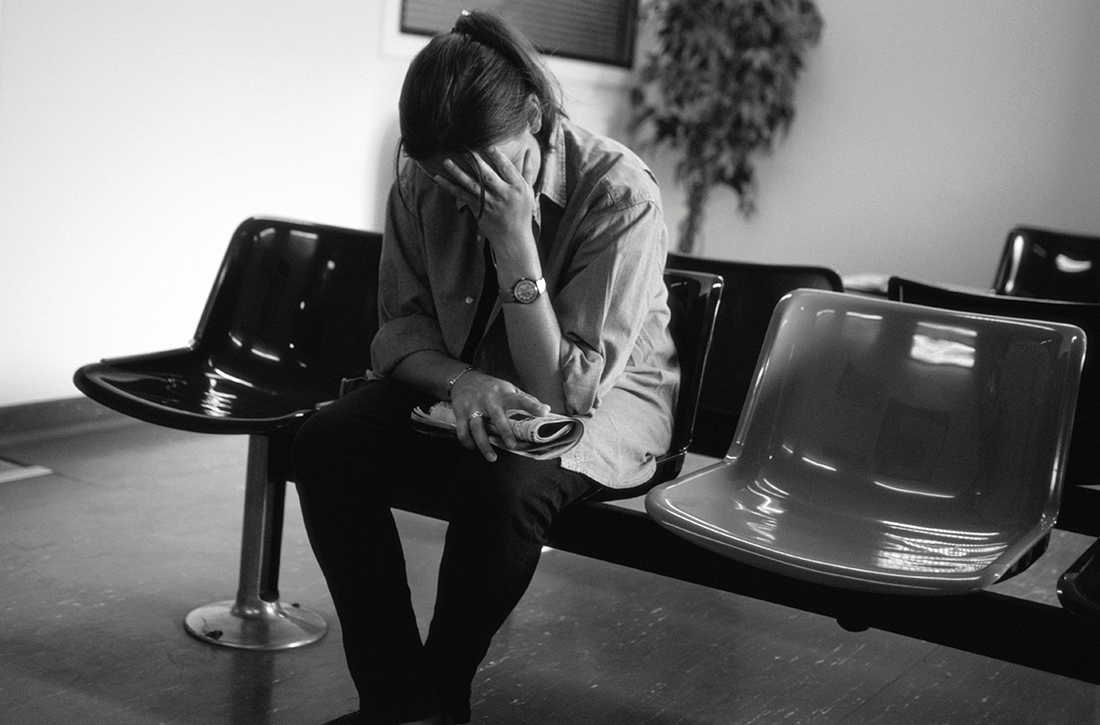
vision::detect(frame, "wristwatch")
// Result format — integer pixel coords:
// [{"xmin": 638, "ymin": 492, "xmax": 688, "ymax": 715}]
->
[{"xmin": 499, "ymin": 277, "xmax": 546, "ymax": 304}]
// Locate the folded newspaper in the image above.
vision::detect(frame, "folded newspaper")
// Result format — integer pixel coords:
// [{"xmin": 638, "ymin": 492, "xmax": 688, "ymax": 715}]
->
[{"xmin": 410, "ymin": 401, "xmax": 583, "ymax": 460}]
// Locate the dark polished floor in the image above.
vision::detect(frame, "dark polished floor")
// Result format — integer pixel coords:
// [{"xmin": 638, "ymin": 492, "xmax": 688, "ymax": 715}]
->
[{"xmin": 1, "ymin": 404, "xmax": 1099, "ymax": 725}]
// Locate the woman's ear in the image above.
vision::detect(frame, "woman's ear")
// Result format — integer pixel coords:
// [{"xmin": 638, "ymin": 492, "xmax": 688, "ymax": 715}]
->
[{"xmin": 525, "ymin": 94, "xmax": 543, "ymax": 135}]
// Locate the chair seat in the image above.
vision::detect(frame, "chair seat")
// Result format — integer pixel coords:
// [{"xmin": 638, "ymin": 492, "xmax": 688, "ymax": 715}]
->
[
  {"xmin": 648, "ymin": 458, "xmax": 1054, "ymax": 594},
  {"xmin": 75, "ymin": 348, "xmax": 339, "ymax": 435},
  {"xmin": 647, "ymin": 289, "xmax": 1085, "ymax": 596}
]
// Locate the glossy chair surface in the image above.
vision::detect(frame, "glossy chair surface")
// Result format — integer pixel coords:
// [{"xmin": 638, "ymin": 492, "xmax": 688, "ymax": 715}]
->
[
  {"xmin": 889, "ymin": 276, "xmax": 1100, "ymax": 621},
  {"xmin": 646, "ymin": 289, "xmax": 1085, "ymax": 594},
  {"xmin": 584, "ymin": 268, "xmax": 722, "ymax": 501},
  {"xmin": 75, "ymin": 218, "xmax": 381, "ymax": 433},
  {"xmin": 1057, "ymin": 537, "xmax": 1100, "ymax": 625},
  {"xmin": 993, "ymin": 226, "xmax": 1100, "ymax": 302},
  {"xmin": 888, "ymin": 277, "xmax": 1100, "ymax": 504},
  {"xmin": 666, "ymin": 252, "xmax": 843, "ymax": 458},
  {"xmin": 74, "ymin": 217, "xmax": 383, "ymax": 650}
]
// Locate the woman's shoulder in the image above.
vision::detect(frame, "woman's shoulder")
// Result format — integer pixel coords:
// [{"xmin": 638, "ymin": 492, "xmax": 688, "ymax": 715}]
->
[
  {"xmin": 560, "ymin": 120, "xmax": 661, "ymax": 205},
  {"xmin": 390, "ymin": 159, "xmax": 457, "ymax": 220}
]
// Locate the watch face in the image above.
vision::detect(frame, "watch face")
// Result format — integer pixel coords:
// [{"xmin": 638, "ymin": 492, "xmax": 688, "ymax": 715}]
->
[{"xmin": 513, "ymin": 279, "xmax": 540, "ymax": 304}]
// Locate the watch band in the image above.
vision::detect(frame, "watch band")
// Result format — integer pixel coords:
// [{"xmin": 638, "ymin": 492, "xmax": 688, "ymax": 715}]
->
[{"xmin": 499, "ymin": 277, "xmax": 546, "ymax": 304}]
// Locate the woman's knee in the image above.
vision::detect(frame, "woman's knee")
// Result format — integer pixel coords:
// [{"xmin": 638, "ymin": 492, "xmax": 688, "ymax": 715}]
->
[
  {"xmin": 451, "ymin": 455, "xmax": 593, "ymax": 534},
  {"xmin": 293, "ymin": 380, "xmax": 414, "ymax": 480},
  {"xmin": 291, "ymin": 404, "xmax": 351, "ymax": 486}
]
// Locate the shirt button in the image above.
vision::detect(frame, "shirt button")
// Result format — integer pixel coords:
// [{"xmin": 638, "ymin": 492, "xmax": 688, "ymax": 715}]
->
[{"xmin": 465, "ymin": 296, "xmax": 475, "ymax": 304}]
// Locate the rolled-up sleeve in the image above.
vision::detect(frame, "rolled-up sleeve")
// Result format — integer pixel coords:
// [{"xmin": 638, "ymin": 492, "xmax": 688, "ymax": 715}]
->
[
  {"xmin": 555, "ymin": 190, "xmax": 668, "ymax": 416},
  {"xmin": 370, "ymin": 181, "xmax": 449, "ymax": 375}
]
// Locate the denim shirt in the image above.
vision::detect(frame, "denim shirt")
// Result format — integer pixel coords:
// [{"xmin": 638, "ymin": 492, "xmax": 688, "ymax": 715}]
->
[{"xmin": 372, "ymin": 119, "xmax": 679, "ymax": 488}]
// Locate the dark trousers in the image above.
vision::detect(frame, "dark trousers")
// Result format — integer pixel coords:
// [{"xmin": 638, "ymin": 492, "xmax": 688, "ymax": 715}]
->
[{"xmin": 292, "ymin": 379, "xmax": 596, "ymax": 724}]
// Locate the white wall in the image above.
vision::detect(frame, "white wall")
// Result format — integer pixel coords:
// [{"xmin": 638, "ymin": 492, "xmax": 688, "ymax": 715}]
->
[
  {"xmin": 0, "ymin": 1, "xmax": 398, "ymax": 407},
  {"xmin": 1, "ymin": 0, "xmax": 1098, "ymax": 408},
  {"xmin": 648, "ymin": 0, "xmax": 1100, "ymax": 280}
]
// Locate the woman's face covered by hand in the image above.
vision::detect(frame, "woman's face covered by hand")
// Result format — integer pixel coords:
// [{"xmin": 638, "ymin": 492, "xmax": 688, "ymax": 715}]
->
[{"xmin": 416, "ymin": 94, "xmax": 544, "ymax": 246}]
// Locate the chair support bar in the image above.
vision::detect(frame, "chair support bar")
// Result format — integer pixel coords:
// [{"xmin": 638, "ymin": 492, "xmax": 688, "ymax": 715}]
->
[
  {"xmin": 539, "ymin": 503, "xmax": 1100, "ymax": 684},
  {"xmin": 239, "ymin": 435, "xmax": 284, "ymax": 603},
  {"xmin": 183, "ymin": 434, "xmax": 327, "ymax": 650}
]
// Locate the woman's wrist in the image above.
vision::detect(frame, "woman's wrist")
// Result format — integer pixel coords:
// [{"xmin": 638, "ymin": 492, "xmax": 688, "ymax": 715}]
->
[
  {"xmin": 490, "ymin": 234, "xmax": 541, "ymax": 276},
  {"xmin": 445, "ymin": 365, "xmax": 479, "ymax": 399}
]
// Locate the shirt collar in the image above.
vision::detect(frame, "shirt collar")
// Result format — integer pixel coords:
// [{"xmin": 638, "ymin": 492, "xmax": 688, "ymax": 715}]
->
[{"xmin": 538, "ymin": 121, "xmax": 567, "ymax": 211}]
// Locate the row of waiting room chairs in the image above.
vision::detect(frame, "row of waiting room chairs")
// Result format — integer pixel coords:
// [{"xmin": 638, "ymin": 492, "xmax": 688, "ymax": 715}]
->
[{"xmin": 72, "ymin": 217, "xmax": 1100, "ymax": 683}]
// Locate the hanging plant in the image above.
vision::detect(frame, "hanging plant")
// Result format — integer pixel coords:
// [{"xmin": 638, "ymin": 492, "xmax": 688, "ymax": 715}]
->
[{"xmin": 631, "ymin": 0, "xmax": 823, "ymax": 253}]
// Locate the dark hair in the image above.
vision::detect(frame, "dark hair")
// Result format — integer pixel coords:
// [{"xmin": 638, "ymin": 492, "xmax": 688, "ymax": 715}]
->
[{"xmin": 398, "ymin": 10, "xmax": 563, "ymax": 162}]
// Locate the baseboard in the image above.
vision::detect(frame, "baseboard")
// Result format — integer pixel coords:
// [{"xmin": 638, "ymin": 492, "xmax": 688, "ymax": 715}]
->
[{"xmin": 0, "ymin": 396, "xmax": 137, "ymax": 447}]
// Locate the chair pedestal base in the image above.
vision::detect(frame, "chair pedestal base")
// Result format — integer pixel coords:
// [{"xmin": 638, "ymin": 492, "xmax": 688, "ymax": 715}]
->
[
  {"xmin": 184, "ymin": 598, "xmax": 327, "ymax": 650},
  {"xmin": 182, "ymin": 433, "xmax": 327, "ymax": 651}
]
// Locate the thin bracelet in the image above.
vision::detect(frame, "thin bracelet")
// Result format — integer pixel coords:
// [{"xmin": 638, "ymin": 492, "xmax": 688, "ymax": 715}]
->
[{"xmin": 445, "ymin": 365, "xmax": 478, "ymax": 399}]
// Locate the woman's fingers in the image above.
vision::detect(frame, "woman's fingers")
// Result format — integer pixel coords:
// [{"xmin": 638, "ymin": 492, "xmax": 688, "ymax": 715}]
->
[
  {"xmin": 480, "ymin": 147, "xmax": 524, "ymax": 186},
  {"xmin": 441, "ymin": 149, "xmax": 525, "ymax": 198},
  {"xmin": 432, "ymin": 172, "xmax": 467, "ymax": 201},
  {"xmin": 468, "ymin": 412, "xmax": 498, "ymax": 462},
  {"xmin": 458, "ymin": 409, "xmax": 498, "ymax": 462},
  {"xmin": 520, "ymin": 146, "xmax": 537, "ymax": 187},
  {"xmin": 487, "ymin": 408, "xmax": 518, "ymax": 450},
  {"xmin": 438, "ymin": 159, "xmax": 480, "ymax": 205}
]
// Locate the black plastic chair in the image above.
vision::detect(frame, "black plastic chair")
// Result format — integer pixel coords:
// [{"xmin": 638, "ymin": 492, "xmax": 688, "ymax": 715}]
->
[
  {"xmin": 992, "ymin": 226, "xmax": 1100, "ymax": 302},
  {"xmin": 665, "ymin": 252, "xmax": 843, "ymax": 458},
  {"xmin": 74, "ymin": 217, "xmax": 382, "ymax": 650},
  {"xmin": 889, "ymin": 277, "xmax": 1100, "ymax": 623}
]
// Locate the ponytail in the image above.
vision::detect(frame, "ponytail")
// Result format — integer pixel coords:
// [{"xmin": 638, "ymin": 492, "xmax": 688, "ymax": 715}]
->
[{"xmin": 398, "ymin": 10, "xmax": 564, "ymax": 162}]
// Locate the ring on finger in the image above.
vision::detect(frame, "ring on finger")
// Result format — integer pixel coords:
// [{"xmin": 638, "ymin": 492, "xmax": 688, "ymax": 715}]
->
[{"xmin": 468, "ymin": 410, "xmax": 484, "ymax": 423}]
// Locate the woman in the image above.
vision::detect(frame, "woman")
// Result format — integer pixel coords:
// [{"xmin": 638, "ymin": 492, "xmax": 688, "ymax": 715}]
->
[{"xmin": 292, "ymin": 10, "xmax": 679, "ymax": 725}]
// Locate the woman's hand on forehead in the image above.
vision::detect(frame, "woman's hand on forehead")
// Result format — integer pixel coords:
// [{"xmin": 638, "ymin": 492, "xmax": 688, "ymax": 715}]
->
[
  {"xmin": 436, "ymin": 143, "xmax": 534, "ymax": 195},
  {"xmin": 432, "ymin": 144, "xmax": 539, "ymax": 249}
]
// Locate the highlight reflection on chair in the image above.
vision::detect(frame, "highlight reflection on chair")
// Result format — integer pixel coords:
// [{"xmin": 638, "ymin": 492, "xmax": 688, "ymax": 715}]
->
[
  {"xmin": 888, "ymin": 276, "xmax": 1100, "ymax": 530},
  {"xmin": 646, "ymin": 289, "xmax": 1085, "ymax": 595},
  {"xmin": 993, "ymin": 226, "xmax": 1100, "ymax": 302},
  {"xmin": 74, "ymin": 217, "xmax": 382, "ymax": 649}
]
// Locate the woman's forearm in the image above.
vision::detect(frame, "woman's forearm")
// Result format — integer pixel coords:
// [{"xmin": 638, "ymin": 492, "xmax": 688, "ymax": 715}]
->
[
  {"xmin": 499, "ymin": 295, "xmax": 567, "ymax": 413},
  {"xmin": 493, "ymin": 229, "xmax": 568, "ymax": 413}
]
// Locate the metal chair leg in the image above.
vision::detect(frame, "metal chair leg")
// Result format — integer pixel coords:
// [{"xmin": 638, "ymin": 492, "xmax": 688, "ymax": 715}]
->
[{"xmin": 184, "ymin": 434, "xmax": 327, "ymax": 649}]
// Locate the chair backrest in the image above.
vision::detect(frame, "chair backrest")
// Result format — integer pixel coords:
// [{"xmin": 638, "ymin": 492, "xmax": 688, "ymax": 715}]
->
[
  {"xmin": 889, "ymin": 276, "xmax": 1100, "ymax": 509},
  {"xmin": 666, "ymin": 252, "xmax": 843, "ymax": 458},
  {"xmin": 193, "ymin": 217, "xmax": 383, "ymax": 396},
  {"xmin": 992, "ymin": 226, "xmax": 1100, "ymax": 302},
  {"xmin": 661, "ymin": 268, "xmax": 724, "ymax": 471},
  {"xmin": 648, "ymin": 288, "xmax": 1085, "ymax": 593}
]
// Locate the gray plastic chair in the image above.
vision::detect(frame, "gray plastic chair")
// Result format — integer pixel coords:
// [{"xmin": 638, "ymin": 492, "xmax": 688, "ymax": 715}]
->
[{"xmin": 646, "ymin": 289, "xmax": 1085, "ymax": 594}]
